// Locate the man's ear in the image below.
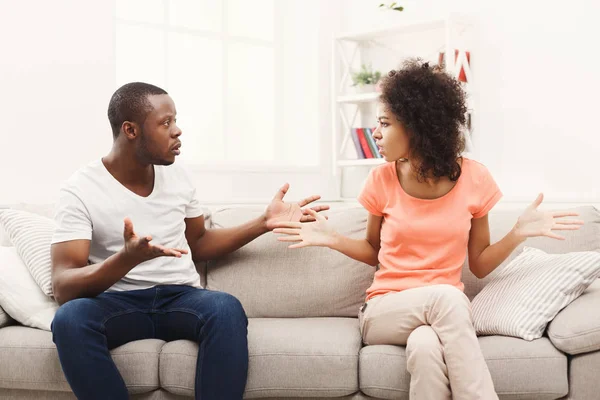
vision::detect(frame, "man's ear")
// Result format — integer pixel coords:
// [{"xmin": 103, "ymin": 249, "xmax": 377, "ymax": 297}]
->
[{"xmin": 121, "ymin": 121, "xmax": 140, "ymax": 140}]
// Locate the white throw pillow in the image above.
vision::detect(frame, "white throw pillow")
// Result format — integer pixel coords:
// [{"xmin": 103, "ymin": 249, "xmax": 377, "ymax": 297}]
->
[
  {"xmin": 0, "ymin": 209, "xmax": 55, "ymax": 296},
  {"xmin": 472, "ymin": 246, "xmax": 600, "ymax": 341},
  {"xmin": 0, "ymin": 247, "xmax": 58, "ymax": 330}
]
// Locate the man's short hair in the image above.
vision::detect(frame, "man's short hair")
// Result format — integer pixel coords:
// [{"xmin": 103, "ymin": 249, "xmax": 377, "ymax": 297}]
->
[{"xmin": 107, "ymin": 82, "xmax": 168, "ymax": 139}]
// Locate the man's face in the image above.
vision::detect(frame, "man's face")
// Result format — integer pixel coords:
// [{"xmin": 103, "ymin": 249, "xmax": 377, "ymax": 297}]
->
[{"xmin": 136, "ymin": 94, "xmax": 182, "ymax": 166}]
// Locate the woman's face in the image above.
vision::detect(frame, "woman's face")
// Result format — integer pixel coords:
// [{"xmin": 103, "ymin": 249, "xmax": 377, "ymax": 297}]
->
[{"xmin": 372, "ymin": 102, "xmax": 410, "ymax": 162}]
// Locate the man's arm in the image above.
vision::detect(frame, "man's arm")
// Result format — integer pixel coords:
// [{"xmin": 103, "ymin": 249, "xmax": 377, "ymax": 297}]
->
[
  {"xmin": 185, "ymin": 215, "xmax": 268, "ymax": 262},
  {"xmin": 52, "ymin": 218, "xmax": 188, "ymax": 305},
  {"xmin": 185, "ymin": 183, "xmax": 329, "ymax": 262},
  {"xmin": 51, "ymin": 240, "xmax": 141, "ymax": 305}
]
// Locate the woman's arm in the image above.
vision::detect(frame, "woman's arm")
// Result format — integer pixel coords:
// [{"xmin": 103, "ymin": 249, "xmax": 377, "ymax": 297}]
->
[
  {"xmin": 467, "ymin": 214, "xmax": 524, "ymax": 279},
  {"xmin": 468, "ymin": 194, "xmax": 584, "ymax": 279},
  {"xmin": 273, "ymin": 209, "xmax": 382, "ymax": 266}
]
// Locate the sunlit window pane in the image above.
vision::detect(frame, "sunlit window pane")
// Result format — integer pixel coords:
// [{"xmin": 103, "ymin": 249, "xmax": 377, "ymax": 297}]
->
[
  {"xmin": 115, "ymin": 24, "xmax": 165, "ymax": 88},
  {"xmin": 227, "ymin": 0, "xmax": 273, "ymax": 41},
  {"xmin": 116, "ymin": 0, "xmax": 165, "ymax": 24},
  {"xmin": 226, "ymin": 43, "xmax": 274, "ymax": 163},
  {"xmin": 168, "ymin": 0, "xmax": 222, "ymax": 32},
  {"xmin": 167, "ymin": 32, "xmax": 224, "ymax": 162}
]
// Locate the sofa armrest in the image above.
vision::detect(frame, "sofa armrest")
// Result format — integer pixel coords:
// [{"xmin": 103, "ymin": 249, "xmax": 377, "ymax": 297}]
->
[{"xmin": 548, "ymin": 280, "xmax": 600, "ymax": 355}]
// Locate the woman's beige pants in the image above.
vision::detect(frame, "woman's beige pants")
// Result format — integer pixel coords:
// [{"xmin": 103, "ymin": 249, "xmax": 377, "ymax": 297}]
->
[{"xmin": 359, "ymin": 284, "xmax": 498, "ymax": 400}]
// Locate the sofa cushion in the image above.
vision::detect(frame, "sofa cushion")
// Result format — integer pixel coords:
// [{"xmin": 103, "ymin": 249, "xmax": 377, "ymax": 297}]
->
[
  {"xmin": 0, "ymin": 326, "xmax": 164, "ymax": 394},
  {"xmin": 206, "ymin": 206, "xmax": 375, "ymax": 317},
  {"xmin": 548, "ymin": 279, "xmax": 600, "ymax": 354},
  {"xmin": 359, "ymin": 335, "xmax": 567, "ymax": 400},
  {"xmin": 568, "ymin": 350, "xmax": 600, "ymax": 400},
  {"xmin": 462, "ymin": 205, "xmax": 600, "ymax": 300},
  {"xmin": 160, "ymin": 317, "xmax": 361, "ymax": 398},
  {"xmin": 0, "ymin": 388, "xmax": 194, "ymax": 399}
]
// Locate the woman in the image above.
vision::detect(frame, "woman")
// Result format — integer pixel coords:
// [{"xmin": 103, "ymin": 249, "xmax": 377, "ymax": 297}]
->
[{"xmin": 273, "ymin": 59, "xmax": 583, "ymax": 399}]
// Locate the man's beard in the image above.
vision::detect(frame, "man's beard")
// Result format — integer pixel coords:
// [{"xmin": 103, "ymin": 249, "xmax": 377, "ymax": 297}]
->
[{"xmin": 137, "ymin": 129, "xmax": 173, "ymax": 166}]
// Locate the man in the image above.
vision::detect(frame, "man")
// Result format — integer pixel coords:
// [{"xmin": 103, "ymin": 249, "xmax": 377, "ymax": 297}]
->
[{"xmin": 50, "ymin": 82, "xmax": 328, "ymax": 400}]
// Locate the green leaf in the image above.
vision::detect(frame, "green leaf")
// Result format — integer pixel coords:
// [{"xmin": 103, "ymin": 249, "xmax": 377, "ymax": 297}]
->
[
  {"xmin": 379, "ymin": 3, "xmax": 385, "ymax": 7},
  {"xmin": 390, "ymin": 2, "xmax": 397, "ymax": 7},
  {"xmin": 394, "ymin": 6, "xmax": 404, "ymax": 11}
]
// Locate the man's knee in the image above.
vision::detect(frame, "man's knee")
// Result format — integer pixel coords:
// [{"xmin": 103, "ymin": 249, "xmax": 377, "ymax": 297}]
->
[
  {"xmin": 214, "ymin": 292, "xmax": 247, "ymax": 322},
  {"xmin": 51, "ymin": 298, "xmax": 97, "ymax": 339},
  {"xmin": 202, "ymin": 291, "xmax": 248, "ymax": 328}
]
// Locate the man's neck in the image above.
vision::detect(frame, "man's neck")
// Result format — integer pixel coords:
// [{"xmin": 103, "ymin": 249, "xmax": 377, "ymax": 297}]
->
[{"xmin": 102, "ymin": 147, "xmax": 154, "ymax": 186}]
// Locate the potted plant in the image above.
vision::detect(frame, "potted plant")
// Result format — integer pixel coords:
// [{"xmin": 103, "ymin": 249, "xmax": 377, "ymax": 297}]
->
[{"xmin": 351, "ymin": 64, "xmax": 382, "ymax": 93}]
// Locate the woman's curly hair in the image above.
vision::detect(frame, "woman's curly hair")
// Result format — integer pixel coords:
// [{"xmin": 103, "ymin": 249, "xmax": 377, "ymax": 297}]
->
[{"xmin": 379, "ymin": 58, "xmax": 467, "ymax": 182}]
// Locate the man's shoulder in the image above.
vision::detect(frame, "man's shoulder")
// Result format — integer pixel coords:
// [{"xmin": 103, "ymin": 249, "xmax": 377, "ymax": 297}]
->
[{"xmin": 60, "ymin": 159, "xmax": 105, "ymax": 192}]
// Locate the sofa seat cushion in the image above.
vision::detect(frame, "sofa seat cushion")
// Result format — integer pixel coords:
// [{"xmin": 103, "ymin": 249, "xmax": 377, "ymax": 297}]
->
[
  {"xmin": 160, "ymin": 317, "xmax": 361, "ymax": 398},
  {"xmin": 0, "ymin": 326, "xmax": 164, "ymax": 394},
  {"xmin": 359, "ymin": 335, "xmax": 567, "ymax": 400},
  {"xmin": 548, "ymin": 279, "xmax": 600, "ymax": 354}
]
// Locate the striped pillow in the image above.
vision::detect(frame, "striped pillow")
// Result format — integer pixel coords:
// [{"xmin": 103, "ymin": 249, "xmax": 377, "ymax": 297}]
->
[
  {"xmin": 0, "ymin": 209, "xmax": 55, "ymax": 297},
  {"xmin": 472, "ymin": 246, "xmax": 600, "ymax": 341}
]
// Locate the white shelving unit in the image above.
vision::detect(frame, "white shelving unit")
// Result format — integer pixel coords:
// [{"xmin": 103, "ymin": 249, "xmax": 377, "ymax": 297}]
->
[{"xmin": 331, "ymin": 16, "xmax": 476, "ymax": 200}]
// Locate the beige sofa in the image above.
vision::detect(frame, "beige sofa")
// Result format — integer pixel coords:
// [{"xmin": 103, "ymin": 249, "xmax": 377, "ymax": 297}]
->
[{"xmin": 0, "ymin": 204, "xmax": 599, "ymax": 400}]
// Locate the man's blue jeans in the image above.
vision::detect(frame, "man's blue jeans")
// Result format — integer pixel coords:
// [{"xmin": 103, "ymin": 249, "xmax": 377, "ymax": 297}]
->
[{"xmin": 51, "ymin": 285, "xmax": 248, "ymax": 400}]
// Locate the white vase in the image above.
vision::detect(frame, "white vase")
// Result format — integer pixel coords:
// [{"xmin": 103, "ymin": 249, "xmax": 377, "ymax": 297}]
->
[{"xmin": 352, "ymin": 83, "xmax": 376, "ymax": 93}]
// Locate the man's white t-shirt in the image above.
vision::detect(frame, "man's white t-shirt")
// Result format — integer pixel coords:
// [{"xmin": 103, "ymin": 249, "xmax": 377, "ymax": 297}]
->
[{"xmin": 51, "ymin": 159, "xmax": 204, "ymax": 292}]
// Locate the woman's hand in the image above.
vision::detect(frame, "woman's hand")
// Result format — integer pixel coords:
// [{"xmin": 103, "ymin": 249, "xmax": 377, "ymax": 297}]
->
[
  {"xmin": 272, "ymin": 209, "xmax": 338, "ymax": 248},
  {"xmin": 514, "ymin": 193, "xmax": 584, "ymax": 240}
]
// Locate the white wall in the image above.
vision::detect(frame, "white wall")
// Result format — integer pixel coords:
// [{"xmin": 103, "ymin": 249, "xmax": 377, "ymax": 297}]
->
[
  {"xmin": 339, "ymin": 0, "xmax": 600, "ymax": 206},
  {"xmin": 0, "ymin": 0, "xmax": 115, "ymax": 205},
  {"xmin": 1, "ymin": 0, "xmax": 598, "ymax": 207}
]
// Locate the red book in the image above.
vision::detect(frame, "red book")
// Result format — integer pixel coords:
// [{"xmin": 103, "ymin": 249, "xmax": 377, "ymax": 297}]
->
[{"xmin": 356, "ymin": 128, "xmax": 374, "ymax": 158}]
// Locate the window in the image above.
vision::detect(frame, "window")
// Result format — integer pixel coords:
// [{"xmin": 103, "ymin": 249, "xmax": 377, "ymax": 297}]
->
[{"xmin": 115, "ymin": 0, "xmax": 320, "ymax": 168}]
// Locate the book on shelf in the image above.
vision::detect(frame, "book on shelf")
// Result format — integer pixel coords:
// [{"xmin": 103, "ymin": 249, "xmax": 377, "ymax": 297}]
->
[{"xmin": 350, "ymin": 127, "xmax": 382, "ymax": 159}]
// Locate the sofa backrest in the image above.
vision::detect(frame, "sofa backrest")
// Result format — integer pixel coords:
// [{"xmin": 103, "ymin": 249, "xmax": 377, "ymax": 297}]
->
[
  {"xmin": 206, "ymin": 206, "xmax": 375, "ymax": 318},
  {"xmin": 462, "ymin": 205, "xmax": 600, "ymax": 299}
]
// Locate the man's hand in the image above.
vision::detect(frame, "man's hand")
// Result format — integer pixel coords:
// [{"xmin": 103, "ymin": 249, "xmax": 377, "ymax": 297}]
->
[
  {"xmin": 513, "ymin": 193, "xmax": 584, "ymax": 240},
  {"xmin": 264, "ymin": 183, "xmax": 330, "ymax": 231},
  {"xmin": 123, "ymin": 217, "xmax": 188, "ymax": 263}
]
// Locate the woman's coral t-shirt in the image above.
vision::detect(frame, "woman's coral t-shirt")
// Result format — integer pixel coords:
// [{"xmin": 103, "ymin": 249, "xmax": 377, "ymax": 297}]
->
[{"xmin": 358, "ymin": 157, "xmax": 502, "ymax": 301}]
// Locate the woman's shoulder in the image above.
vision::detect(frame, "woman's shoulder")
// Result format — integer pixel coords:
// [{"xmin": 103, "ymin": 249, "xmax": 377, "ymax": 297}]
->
[
  {"xmin": 461, "ymin": 156, "xmax": 493, "ymax": 182},
  {"xmin": 370, "ymin": 161, "xmax": 397, "ymax": 180}
]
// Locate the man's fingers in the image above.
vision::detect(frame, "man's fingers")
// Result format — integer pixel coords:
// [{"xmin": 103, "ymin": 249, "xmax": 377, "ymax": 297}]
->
[
  {"xmin": 297, "ymin": 195, "xmax": 321, "ymax": 207},
  {"xmin": 308, "ymin": 205, "xmax": 330, "ymax": 212},
  {"xmin": 123, "ymin": 217, "xmax": 135, "ymax": 238},
  {"xmin": 273, "ymin": 183, "xmax": 290, "ymax": 201}
]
